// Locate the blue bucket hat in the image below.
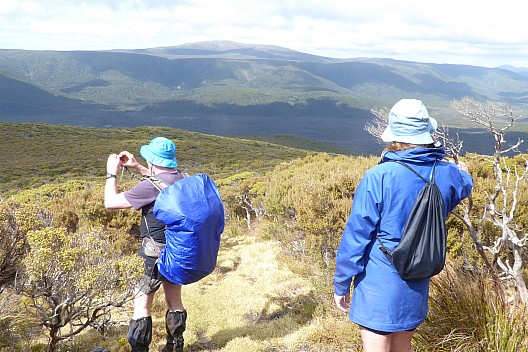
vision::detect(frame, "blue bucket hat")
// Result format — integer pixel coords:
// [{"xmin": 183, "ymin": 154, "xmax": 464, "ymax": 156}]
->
[
  {"xmin": 381, "ymin": 99, "xmax": 437, "ymax": 145},
  {"xmin": 140, "ymin": 137, "xmax": 178, "ymax": 168}
]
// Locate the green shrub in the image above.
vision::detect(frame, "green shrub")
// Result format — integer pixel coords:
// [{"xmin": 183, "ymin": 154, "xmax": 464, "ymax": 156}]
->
[{"xmin": 263, "ymin": 153, "xmax": 376, "ymax": 270}]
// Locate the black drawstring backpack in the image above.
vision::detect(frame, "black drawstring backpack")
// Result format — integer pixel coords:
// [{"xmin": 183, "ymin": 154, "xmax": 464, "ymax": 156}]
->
[{"xmin": 376, "ymin": 160, "xmax": 447, "ymax": 281}]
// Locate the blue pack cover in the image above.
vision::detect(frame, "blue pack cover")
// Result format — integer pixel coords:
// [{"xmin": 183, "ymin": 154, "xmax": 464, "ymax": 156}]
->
[{"xmin": 153, "ymin": 173, "xmax": 224, "ymax": 285}]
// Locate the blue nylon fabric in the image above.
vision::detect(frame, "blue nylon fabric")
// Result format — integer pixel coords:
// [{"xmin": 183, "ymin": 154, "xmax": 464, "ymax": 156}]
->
[
  {"xmin": 334, "ymin": 147, "xmax": 473, "ymax": 332},
  {"xmin": 154, "ymin": 174, "xmax": 225, "ymax": 285}
]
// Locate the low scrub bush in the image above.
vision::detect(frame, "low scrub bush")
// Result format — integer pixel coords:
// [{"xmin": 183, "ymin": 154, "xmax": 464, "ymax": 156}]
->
[{"xmin": 263, "ymin": 153, "xmax": 376, "ymax": 272}]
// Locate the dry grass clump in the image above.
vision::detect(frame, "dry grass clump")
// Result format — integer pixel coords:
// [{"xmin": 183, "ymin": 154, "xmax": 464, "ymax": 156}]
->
[{"xmin": 415, "ymin": 263, "xmax": 528, "ymax": 352}]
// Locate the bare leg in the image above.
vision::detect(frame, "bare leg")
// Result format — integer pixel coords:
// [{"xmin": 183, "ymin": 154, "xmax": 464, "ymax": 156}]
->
[
  {"xmin": 359, "ymin": 327, "xmax": 414, "ymax": 352},
  {"xmin": 390, "ymin": 331, "xmax": 414, "ymax": 352},
  {"xmin": 161, "ymin": 282, "xmax": 186, "ymax": 352},
  {"xmin": 163, "ymin": 281, "xmax": 184, "ymax": 311},
  {"xmin": 360, "ymin": 327, "xmax": 391, "ymax": 352},
  {"xmin": 133, "ymin": 288, "xmax": 156, "ymax": 319},
  {"xmin": 128, "ymin": 288, "xmax": 156, "ymax": 351}
]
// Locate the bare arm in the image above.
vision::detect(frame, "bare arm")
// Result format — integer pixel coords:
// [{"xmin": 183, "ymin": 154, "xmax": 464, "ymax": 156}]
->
[{"xmin": 104, "ymin": 153, "xmax": 133, "ymax": 209}]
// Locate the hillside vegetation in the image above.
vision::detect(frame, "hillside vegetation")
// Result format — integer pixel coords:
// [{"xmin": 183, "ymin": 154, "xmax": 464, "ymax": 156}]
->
[
  {"xmin": 1, "ymin": 123, "xmax": 528, "ymax": 351},
  {"xmin": 0, "ymin": 123, "xmax": 311, "ymax": 196}
]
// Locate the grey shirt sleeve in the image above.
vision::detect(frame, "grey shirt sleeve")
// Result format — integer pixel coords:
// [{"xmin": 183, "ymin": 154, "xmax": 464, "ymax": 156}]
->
[
  {"xmin": 124, "ymin": 180, "xmax": 159, "ymax": 210},
  {"xmin": 123, "ymin": 172, "xmax": 185, "ymax": 210}
]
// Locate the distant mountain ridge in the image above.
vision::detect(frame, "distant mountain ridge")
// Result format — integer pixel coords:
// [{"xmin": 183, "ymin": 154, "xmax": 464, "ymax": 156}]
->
[
  {"xmin": 1, "ymin": 41, "xmax": 527, "ymax": 154},
  {"xmin": 121, "ymin": 40, "xmax": 332, "ymax": 61},
  {"xmin": 498, "ymin": 65, "xmax": 528, "ymax": 78}
]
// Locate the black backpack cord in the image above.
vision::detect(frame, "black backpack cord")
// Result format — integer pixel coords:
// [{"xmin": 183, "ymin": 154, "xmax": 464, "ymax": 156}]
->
[{"xmin": 375, "ymin": 160, "xmax": 437, "ymax": 254}]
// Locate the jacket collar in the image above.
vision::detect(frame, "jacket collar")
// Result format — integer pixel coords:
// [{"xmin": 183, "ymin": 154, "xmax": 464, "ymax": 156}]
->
[{"xmin": 380, "ymin": 147, "xmax": 446, "ymax": 164}]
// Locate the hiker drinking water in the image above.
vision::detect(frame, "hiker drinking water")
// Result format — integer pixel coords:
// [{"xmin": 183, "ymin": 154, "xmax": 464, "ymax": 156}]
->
[
  {"xmin": 333, "ymin": 99, "xmax": 473, "ymax": 352},
  {"xmin": 104, "ymin": 137, "xmax": 188, "ymax": 352}
]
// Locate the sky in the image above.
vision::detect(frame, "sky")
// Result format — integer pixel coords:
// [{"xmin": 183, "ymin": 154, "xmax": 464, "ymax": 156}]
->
[{"xmin": 1, "ymin": 0, "xmax": 527, "ymax": 68}]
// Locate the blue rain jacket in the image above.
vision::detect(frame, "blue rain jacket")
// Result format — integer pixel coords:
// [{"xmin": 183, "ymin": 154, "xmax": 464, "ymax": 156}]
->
[
  {"xmin": 334, "ymin": 147, "xmax": 473, "ymax": 332},
  {"xmin": 154, "ymin": 174, "xmax": 224, "ymax": 285}
]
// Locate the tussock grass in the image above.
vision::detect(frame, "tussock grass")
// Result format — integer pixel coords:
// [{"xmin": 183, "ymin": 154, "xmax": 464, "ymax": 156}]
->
[{"xmin": 415, "ymin": 264, "xmax": 528, "ymax": 352}]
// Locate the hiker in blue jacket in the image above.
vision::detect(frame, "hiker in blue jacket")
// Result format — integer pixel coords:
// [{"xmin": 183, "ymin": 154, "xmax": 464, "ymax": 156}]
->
[
  {"xmin": 104, "ymin": 137, "xmax": 187, "ymax": 352},
  {"xmin": 333, "ymin": 99, "xmax": 473, "ymax": 352}
]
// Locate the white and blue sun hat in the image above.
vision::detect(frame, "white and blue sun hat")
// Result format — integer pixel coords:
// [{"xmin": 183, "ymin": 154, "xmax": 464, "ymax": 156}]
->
[{"xmin": 381, "ymin": 99, "xmax": 437, "ymax": 145}]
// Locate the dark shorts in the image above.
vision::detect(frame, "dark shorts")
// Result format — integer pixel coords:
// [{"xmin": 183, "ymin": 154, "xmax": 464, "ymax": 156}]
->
[
  {"xmin": 359, "ymin": 325, "xmax": 416, "ymax": 335},
  {"xmin": 136, "ymin": 256, "xmax": 166, "ymax": 295}
]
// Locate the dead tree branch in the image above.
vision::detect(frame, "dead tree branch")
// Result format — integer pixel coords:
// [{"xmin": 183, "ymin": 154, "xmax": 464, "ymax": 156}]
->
[{"xmin": 452, "ymin": 98, "xmax": 528, "ymax": 303}]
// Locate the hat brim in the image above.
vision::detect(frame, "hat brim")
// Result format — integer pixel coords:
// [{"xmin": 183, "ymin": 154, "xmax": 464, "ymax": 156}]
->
[
  {"xmin": 381, "ymin": 116, "xmax": 437, "ymax": 144},
  {"xmin": 381, "ymin": 129, "xmax": 435, "ymax": 144},
  {"xmin": 140, "ymin": 145, "xmax": 178, "ymax": 168}
]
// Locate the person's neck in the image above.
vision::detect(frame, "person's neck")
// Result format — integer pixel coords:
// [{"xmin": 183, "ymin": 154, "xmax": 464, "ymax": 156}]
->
[{"xmin": 151, "ymin": 165, "xmax": 175, "ymax": 175}]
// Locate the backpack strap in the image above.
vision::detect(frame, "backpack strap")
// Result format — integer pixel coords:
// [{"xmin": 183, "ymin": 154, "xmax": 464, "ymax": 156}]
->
[
  {"xmin": 143, "ymin": 175, "xmax": 169, "ymax": 191},
  {"xmin": 388, "ymin": 160, "xmax": 434, "ymax": 183},
  {"xmin": 375, "ymin": 224, "xmax": 391, "ymax": 255},
  {"xmin": 141, "ymin": 172, "xmax": 181, "ymax": 244},
  {"xmin": 143, "ymin": 171, "xmax": 187, "ymax": 192},
  {"xmin": 375, "ymin": 160, "xmax": 438, "ymax": 252}
]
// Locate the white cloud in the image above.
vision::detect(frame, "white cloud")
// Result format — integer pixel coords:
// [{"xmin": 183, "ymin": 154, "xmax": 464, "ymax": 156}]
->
[{"xmin": 0, "ymin": 0, "xmax": 526, "ymax": 67}]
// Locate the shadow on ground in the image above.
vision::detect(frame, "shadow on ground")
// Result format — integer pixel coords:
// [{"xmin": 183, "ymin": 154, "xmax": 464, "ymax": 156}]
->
[{"xmin": 185, "ymin": 291, "xmax": 317, "ymax": 351}]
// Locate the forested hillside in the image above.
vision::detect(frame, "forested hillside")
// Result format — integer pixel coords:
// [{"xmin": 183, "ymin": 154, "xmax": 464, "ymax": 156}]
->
[{"xmin": 2, "ymin": 41, "xmax": 528, "ymax": 155}]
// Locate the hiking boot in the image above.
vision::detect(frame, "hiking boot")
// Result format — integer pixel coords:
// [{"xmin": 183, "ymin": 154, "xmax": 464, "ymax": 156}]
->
[
  {"xmin": 161, "ymin": 309, "xmax": 187, "ymax": 352},
  {"xmin": 127, "ymin": 316, "xmax": 152, "ymax": 352}
]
